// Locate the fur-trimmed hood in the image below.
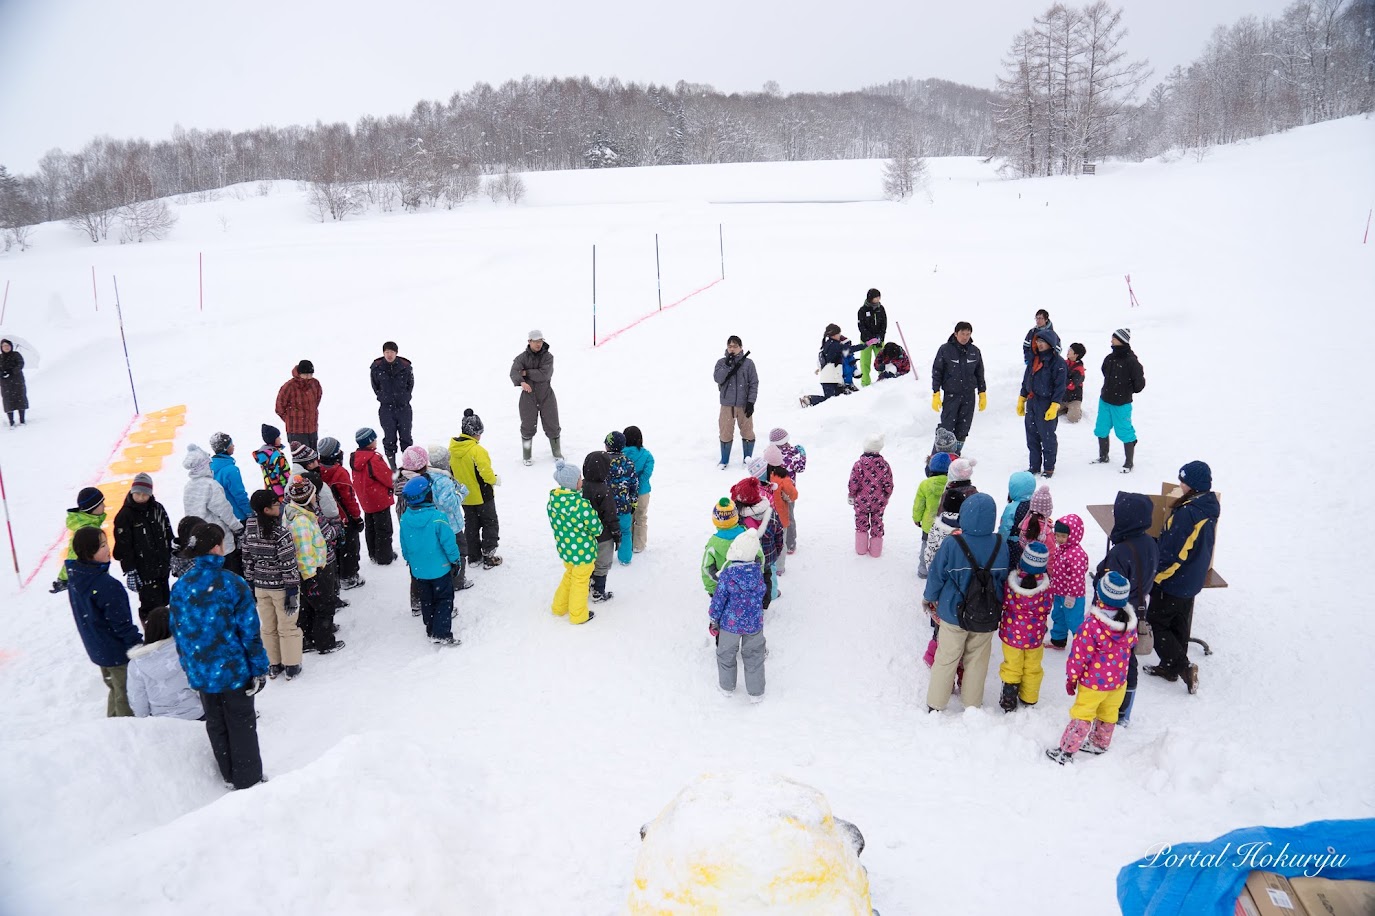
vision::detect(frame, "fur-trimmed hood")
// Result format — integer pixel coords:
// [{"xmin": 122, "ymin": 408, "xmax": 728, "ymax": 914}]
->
[
  {"xmin": 1087, "ymin": 599, "xmax": 1137, "ymax": 633},
  {"xmin": 1007, "ymin": 572, "xmax": 1051, "ymax": 599},
  {"xmin": 127, "ymin": 637, "xmax": 173, "ymax": 661}
]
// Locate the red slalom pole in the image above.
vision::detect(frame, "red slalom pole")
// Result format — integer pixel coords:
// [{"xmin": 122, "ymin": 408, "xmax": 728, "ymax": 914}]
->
[
  {"xmin": 1125, "ymin": 274, "xmax": 1142, "ymax": 308},
  {"xmin": 0, "ymin": 459, "xmax": 21, "ymax": 585},
  {"xmin": 894, "ymin": 321, "xmax": 921, "ymax": 384}
]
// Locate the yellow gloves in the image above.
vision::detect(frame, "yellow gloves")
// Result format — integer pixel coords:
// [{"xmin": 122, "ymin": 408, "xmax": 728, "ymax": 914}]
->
[
  {"xmin": 1016, "ymin": 396, "xmax": 1026, "ymax": 417},
  {"xmin": 978, "ymin": 391, "xmax": 987, "ymax": 412},
  {"xmin": 931, "ymin": 392, "xmax": 942, "ymax": 412},
  {"xmin": 1044, "ymin": 403, "xmax": 1060, "ymax": 421}
]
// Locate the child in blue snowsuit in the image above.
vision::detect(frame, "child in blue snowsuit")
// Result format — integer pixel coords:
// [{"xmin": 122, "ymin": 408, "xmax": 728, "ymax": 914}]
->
[
  {"xmin": 604, "ymin": 431, "xmax": 640, "ymax": 566},
  {"xmin": 622, "ymin": 426, "xmax": 655, "ymax": 554}
]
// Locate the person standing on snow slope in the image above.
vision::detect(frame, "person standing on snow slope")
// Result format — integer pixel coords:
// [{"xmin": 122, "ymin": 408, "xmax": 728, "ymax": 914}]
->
[
  {"xmin": 275, "ymin": 360, "xmax": 322, "ymax": 451},
  {"xmin": 1, "ymin": 338, "xmax": 29, "ymax": 428},
  {"xmin": 1091, "ymin": 328, "xmax": 1146, "ymax": 473},
  {"xmin": 511, "ymin": 330, "xmax": 562, "ymax": 467},
  {"xmin": 713, "ymin": 335, "xmax": 759, "ymax": 470},
  {"xmin": 1022, "ymin": 309, "xmax": 1056, "ymax": 364},
  {"xmin": 930, "ymin": 321, "xmax": 987, "ymax": 452},
  {"xmin": 856, "ymin": 288, "xmax": 888, "ymax": 387},
  {"xmin": 1017, "ymin": 328, "xmax": 1067, "ymax": 479},
  {"xmin": 370, "ymin": 341, "xmax": 414, "ymax": 471}
]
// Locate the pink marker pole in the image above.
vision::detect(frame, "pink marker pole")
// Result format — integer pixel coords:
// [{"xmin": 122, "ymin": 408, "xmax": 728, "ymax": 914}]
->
[
  {"xmin": 0, "ymin": 459, "xmax": 20, "ymax": 584},
  {"xmin": 1365, "ymin": 208, "xmax": 1371, "ymax": 245},
  {"xmin": 92, "ymin": 266, "xmax": 98, "ymax": 311},
  {"xmin": 199, "ymin": 252, "xmax": 204, "ymax": 311},
  {"xmin": 1, "ymin": 279, "xmax": 9, "ymax": 324}
]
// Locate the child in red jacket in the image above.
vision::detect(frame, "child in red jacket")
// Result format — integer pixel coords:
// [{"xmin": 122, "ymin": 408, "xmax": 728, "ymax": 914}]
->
[
  {"xmin": 350, "ymin": 427, "xmax": 395, "ymax": 565},
  {"xmin": 319, "ymin": 436, "xmax": 366, "ymax": 589},
  {"xmin": 1064, "ymin": 343, "xmax": 1087, "ymax": 423}
]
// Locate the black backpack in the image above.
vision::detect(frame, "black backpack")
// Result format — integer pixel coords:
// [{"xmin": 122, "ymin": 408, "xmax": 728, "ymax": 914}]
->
[{"xmin": 952, "ymin": 534, "xmax": 1003, "ymax": 633}]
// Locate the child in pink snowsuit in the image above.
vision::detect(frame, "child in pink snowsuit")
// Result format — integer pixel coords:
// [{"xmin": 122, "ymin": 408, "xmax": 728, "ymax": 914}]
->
[
  {"xmin": 847, "ymin": 433, "xmax": 893, "ymax": 558},
  {"xmin": 1017, "ymin": 484, "xmax": 1057, "ymax": 567},
  {"xmin": 1047, "ymin": 513, "xmax": 1089, "ymax": 648}
]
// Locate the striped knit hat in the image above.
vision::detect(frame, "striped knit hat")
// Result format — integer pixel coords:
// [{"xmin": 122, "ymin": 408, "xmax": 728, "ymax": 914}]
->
[
  {"xmin": 287, "ymin": 474, "xmax": 316, "ymax": 505},
  {"xmin": 768, "ymin": 427, "xmax": 789, "ymax": 444},
  {"xmin": 1097, "ymin": 571, "xmax": 1131, "ymax": 608},
  {"xmin": 712, "ymin": 498, "xmax": 738, "ymax": 529},
  {"xmin": 1019, "ymin": 541, "xmax": 1049, "ymax": 575}
]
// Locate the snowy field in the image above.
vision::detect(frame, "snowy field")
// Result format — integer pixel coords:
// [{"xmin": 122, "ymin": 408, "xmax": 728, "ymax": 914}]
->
[{"xmin": 1, "ymin": 115, "xmax": 1372, "ymax": 914}]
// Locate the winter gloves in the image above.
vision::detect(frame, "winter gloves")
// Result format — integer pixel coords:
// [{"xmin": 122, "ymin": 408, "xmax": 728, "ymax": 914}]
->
[
  {"xmin": 126, "ymin": 572, "xmax": 142, "ymax": 592},
  {"xmin": 284, "ymin": 587, "xmax": 299, "ymax": 616},
  {"xmin": 708, "ymin": 621, "xmax": 720, "ymax": 639},
  {"xmin": 978, "ymin": 391, "xmax": 987, "ymax": 412},
  {"xmin": 1065, "ymin": 678, "xmax": 1077, "ymax": 696},
  {"xmin": 745, "ymin": 402, "xmax": 755, "ymax": 418},
  {"xmin": 1044, "ymin": 403, "xmax": 1060, "ymax": 421},
  {"xmin": 931, "ymin": 393, "xmax": 942, "ymax": 412},
  {"xmin": 1016, "ymin": 396, "xmax": 1027, "ymax": 417},
  {"xmin": 245, "ymin": 675, "xmax": 267, "ymax": 697}
]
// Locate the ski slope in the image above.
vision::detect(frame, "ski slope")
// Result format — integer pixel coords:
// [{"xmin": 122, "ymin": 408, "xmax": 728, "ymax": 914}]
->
[{"xmin": 1, "ymin": 115, "xmax": 1372, "ymax": 914}]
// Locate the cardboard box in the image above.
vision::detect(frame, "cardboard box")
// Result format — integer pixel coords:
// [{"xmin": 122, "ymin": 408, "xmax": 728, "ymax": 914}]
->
[
  {"xmin": 1246, "ymin": 872, "xmax": 1309, "ymax": 916},
  {"xmin": 1085, "ymin": 483, "xmax": 1227, "ymax": 588},
  {"xmin": 1290, "ymin": 876, "xmax": 1375, "ymax": 916},
  {"xmin": 1237, "ymin": 886, "xmax": 1263, "ymax": 916}
]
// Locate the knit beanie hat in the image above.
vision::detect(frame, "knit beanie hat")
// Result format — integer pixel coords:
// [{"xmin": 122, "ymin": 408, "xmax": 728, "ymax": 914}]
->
[
  {"xmin": 1112, "ymin": 329, "xmax": 1131, "ymax": 345},
  {"xmin": 928, "ymin": 452, "xmax": 953, "ymax": 475},
  {"xmin": 604, "ymin": 430, "xmax": 626, "ymax": 452},
  {"xmin": 933, "ymin": 427, "xmax": 958, "ymax": 454},
  {"xmin": 297, "ymin": 359, "xmax": 315, "ymax": 374},
  {"xmin": 948, "ymin": 457, "xmax": 977, "ymax": 482},
  {"xmin": 1019, "ymin": 541, "xmax": 1050, "ymax": 575},
  {"xmin": 355, "ymin": 427, "xmax": 378, "ymax": 448},
  {"xmin": 72, "ymin": 486, "xmax": 105, "ymax": 513},
  {"xmin": 746, "ymin": 456, "xmax": 769, "ymax": 480},
  {"xmin": 1029, "ymin": 484, "xmax": 1053, "ymax": 517},
  {"xmin": 712, "ymin": 498, "xmax": 738, "ymax": 529},
  {"xmin": 287, "ymin": 474, "xmax": 316, "ymax": 505},
  {"xmin": 762, "ymin": 444, "xmax": 784, "ymax": 467},
  {"xmin": 1097, "ymin": 571, "xmax": 1131, "ymax": 608},
  {"xmin": 182, "ymin": 443, "xmax": 212, "ymax": 475},
  {"xmin": 552, "ymin": 459, "xmax": 581, "ymax": 490},
  {"xmin": 402, "ymin": 475, "xmax": 432, "ymax": 507},
  {"xmin": 290, "ymin": 441, "xmax": 318, "ymax": 465},
  {"xmin": 130, "ymin": 473, "xmax": 154, "ymax": 496},
  {"xmin": 940, "ymin": 487, "xmax": 967, "ymax": 515},
  {"xmin": 727, "ymin": 529, "xmax": 763, "ymax": 563},
  {"xmin": 1054, "ymin": 519, "xmax": 1071, "ymax": 535},
  {"xmin": 261, "ymin": 424, "xmax": 281, "ymax": 446},
  {"xmin": 317, "ymin": 437, "xmax": 342, "ymax": 464},
  {"xmin": 730, "ymin": 477, "xmax": 766, "ymax": 508},
  {"xmin": 426, "ymin": 445, "xmax": 449, "ymax": 470},
  {"xmin": 862, "ymin": 432, "xmax": 885, "ymax": 454},
  {"xmin": 768, "ymin": 427, "xmax": 789, "ymax": 444},
  {"xmin": 1179, "ymin": 460, "xmax": 1212, "ymax": 492},
  {"xmin": 209, "ymin": 432, "xmax": 233, "ymax": 455},
  {"xmin": 400, "ymin": 445, "xmax": 430, "ymax": 472},
  {"xmin": 461, "ymin": 408, "xmax": 484, "ymax": 437},
  {"xmin": 250, "ymin": 490, "xmax": 277, "ymax": 514}
]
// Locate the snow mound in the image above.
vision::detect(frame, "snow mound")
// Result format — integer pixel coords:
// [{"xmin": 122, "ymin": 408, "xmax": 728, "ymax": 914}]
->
[{"xmin": 628, "ymin": 773, "xmax": 872, "ymax": 915}]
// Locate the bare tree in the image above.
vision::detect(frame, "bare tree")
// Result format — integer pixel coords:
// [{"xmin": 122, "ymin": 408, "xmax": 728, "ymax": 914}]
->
[
  {"xmin": 497, "ymin": 171, "xmax": 527, "ymax": 204},
  {"xmin": 118, "ymin": 198, "xmax": 178, "ymax": 242},
  {"xmin": 882, "ymin": 138, "xmax": 927, "ymax": 200},
  {"xmin": 484, "ymin": 175, "xmax": 504, "ymax": 204}
]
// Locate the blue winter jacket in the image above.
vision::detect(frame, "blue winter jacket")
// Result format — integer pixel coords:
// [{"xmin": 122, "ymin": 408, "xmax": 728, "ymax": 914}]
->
[
  {"xmin": 210, "ymin": 453, "xmax": 252, "ymax": 521},
  {"xmin": 999, "ymin": 471, "xmax": 1038, "ymax": 538},
  {"xmin": 169, "ymin": 554, "xmax": 269, "ymax": 693},
  {"xmin": 709, "ymin": 560, "xmax": 767, "ymax": 635},
  {"xmin": 66, "ymin": 560, "xmax": 142, "ymax": 667},
  {"xmin": 399, "ymin": 503, "xmax": 460, "ymax": 580},
  {"xmin": 606, "ymin": 451, "xmax": 640, "ymax": 515},
  {"xmin": 1020, "ymin": 329, "xmax": 1068, "ymax": 405},
  {"xmin": 624, "ymin": 445, "xmax": 655, "ymax": 496},
  {"xmin": 1154, "ymin": 490, "xmax": 1220, "ymax": 598},
  {"xmin": 924, "ymin": 493, "xmax": 1011, "ymax": 627},
  {"xmin": 1094, "ymin": 492, "xmax": 1161, "ymax": 611},
  {"xmin": 427, "ymin": 471, "xmax": 467, "ymax": 533}
]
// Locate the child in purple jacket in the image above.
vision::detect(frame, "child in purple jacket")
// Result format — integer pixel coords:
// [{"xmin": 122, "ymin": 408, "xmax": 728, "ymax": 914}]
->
[
  {"xmin": 709, "ymin": 528, "xmax": 768, "ymax": 702},
  {"xmin": 848, "ymin": 433, "xmax": 893, "ymax": 558}
]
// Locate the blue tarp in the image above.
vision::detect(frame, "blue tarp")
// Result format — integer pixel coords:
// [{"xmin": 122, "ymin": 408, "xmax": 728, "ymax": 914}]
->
[{"xmin": 1117, "ymin": 818, "xmax": 1375, "ymax": 915}]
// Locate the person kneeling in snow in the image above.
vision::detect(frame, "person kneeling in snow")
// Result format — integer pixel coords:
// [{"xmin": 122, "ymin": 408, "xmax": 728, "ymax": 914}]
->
[
  {"xmin": 710, "ymin": 528, "xmax": 768, "ymax": 702},
  {"xmin": 127, "ymin": 605, "xmax": 204, "ymax": 720},
  {"xmin": 874, "ymin": 341, "xmax": 911, "ymax": 380}
]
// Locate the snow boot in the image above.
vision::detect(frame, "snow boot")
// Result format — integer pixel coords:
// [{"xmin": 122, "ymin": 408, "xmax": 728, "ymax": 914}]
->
[
  {"xmin": 386, "ymin": 453, "xmax": 397, "ymax": 473},
  {"xmin": 49, "ymin": 579, "xmax": 68, "ymax": 594},
  {"xmin": 574, "ymin": 610, "xmax": 596, "ymax": 625},
  {"xmin": 317, "ymin": 640, "xmax": 346, "ymax": 655},
  {"xmin": 1092, "ymin": 437, "xmax": 1111, "ymax": 464},
  {"xmin": 339, "ymin": 574, "xmax": 365, "ymax": 590},
  {"xmin": 1121, "ymin": 440, "xmax": 1136, "ymax": 474},
  {"xmin": 867, "ymin": 534, "xmax": 883, "ymax": 558},
  {"xmin": 1143, "ymin": 664, "xmax": 1178, "ymax": 682},
  {"xmin": 549, "ymin": 437, "xmax": 563, "ymax": 460},
  {"xmin": 268, "ymin": 664, "xmax": 285, "ymax": 679},
  {"xmin": 1054, "ymin": 718, "xmax": 1091, "ymax": 762},
  {"xmin": 1041, "ymin": 469, "xmax": 1054, "ymax": 479},
  {"xmin": 999, "ymin": 682, "xmax": 1018, "ymax": 713},
  {"xmin": 1183, "ymin": 662, "xmax": 1200, "ymax": 694},
  {"xmin": 1082, "ymin": 720, "xmax": 1115, "ymax": 755},
  {"xmin": 854, "ymin": 530, "xmax": 869, "ymax": 555},
  {"xmin": 522, "ymin": 439, "xmax": 533, "ymax": 467},
  {"xmin": 1049, "ymin": 637, "xmax": 1067, "ymax": 650},
  {"xmin": 719, "ymin": 440, "xmax": 731, "ymax": 470},
  {"xmin": 283, "ymin": 664, "xmax": 302, "ymax": 680},
  {"xmin": 481, "ymin": 550, "xmax": 503, "ymax": 569},
  {"xmin": 431, "ymin": 635, "xmax": 460, "ymax": 647},
  {"xmin": 1045, "ymin": 748, "xmax": 1075, "ymax": 765},
  {"xmin": 590, "ymin": 574, "xmax": 614, "ymax": 602},
  {"xmin": 923, "ymin": 637, "xmax": 938, "ymax": 668},
  {"xmin": 453, "ymin": 557, "xmax": 474, "ymax": 591},
  {"xmin": 742, "ymin": 439, "xmax": 755, "ymax": 462}
]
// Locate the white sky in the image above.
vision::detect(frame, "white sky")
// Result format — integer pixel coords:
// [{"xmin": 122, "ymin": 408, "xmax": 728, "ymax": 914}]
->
[{"xmin": 0, "ymin": 0, "xmax": 1298, "ymax": 172}]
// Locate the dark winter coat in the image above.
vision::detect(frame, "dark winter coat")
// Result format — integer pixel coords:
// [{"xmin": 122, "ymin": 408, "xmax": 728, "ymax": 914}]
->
[
  {"xmin": 581, "ymin": 452, "xmax": 620, "ymax": 543},
  {"xmin": 857, "ymin": 301, "xmax": 888, "ymax": 345},
  {"xmin": 713, "ymin": 351, "xmax": 759, "ymax": 408},
  {"xmin": 923, "ymin": 493, "xmax": 1011, "ymax": 628},
  {"xmin": 817, "ymin": 336, "xmax": 846, "ymax": 369},
  {"xmin": 1098, "ymin": 344, "xmax": 1146, "ymax": 406},
  {"xmin": 1154, "ymin": 490, "xmax": 1220, "ymax": 598},
  {"xmin": 169, "ymin": 554, "xmax": 269, "ymax": 693},
  {"xmin": 509, "ymin": 344, "xmax": 555, "ymax": 393},
  {"xmin": 1093, "ymin": 491, "xmax": 1161, "ymax": 611},
  {"xmin": 1022, "ymin": 320, "xmax": 1056, "ymax": 363},
  {"xmin": 66, "ymin": 559, "xmax": 142, "ymax": 667},
  {"xmin": 1020, "ymin": 329, "xmax": 1068, "ymax": 405},
  {"xmin": 0, "ymin": 343, "xmax": 27, "ymax": 412},
  {"xmin": 606, "ymin": 450, "xmax": 640, "ymax": 515},
  {"xmin": 112, "ymin": 495, "xmax": 175, "ymax": 581},
  {"xmin": 931, "ymin": 336, "xmax": 986, "ymax": 396},
  {"xmin": 874, "ymin": 345, "xmax": 911, "ymax": 378},
  {"xmin": 240, "ymin": 514, "xmax": 302, "ymax": 591},
  {"xmin": 370, "ymin": 355, "xmax": 414, "ymax": 408},
  {"xmin": 1065, "ymin": 360, "xmax": 1086, "ymax": 403},
  {"xmin": 274, "ymin": 366, "xmax": 322, "ymax": 434}
]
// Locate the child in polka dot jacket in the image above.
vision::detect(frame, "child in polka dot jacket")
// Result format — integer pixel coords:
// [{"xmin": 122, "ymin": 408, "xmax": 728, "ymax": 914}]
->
[
  {"xmin": 1047, "ymin": 514, "xmax": 1089, "ymax": 649},
  {"xmin": 997, "ymin": 541, "xmax": 1054, "ymax": 712}
]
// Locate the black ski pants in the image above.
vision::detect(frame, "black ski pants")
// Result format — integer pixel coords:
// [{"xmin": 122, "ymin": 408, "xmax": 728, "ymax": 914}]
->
[
  {"xmin": 1149, "ymin": 586, "xmax": 1196, "ymax": 676},
  {"xmin": 378, "ymin": 403, "xmax": 413, "ymax": 460},
  {"xmin": 364, "ymin": 510, "xmax": 394, "ymax": 564},
  {"xmin": 135, "ymin": 576, "xmax": 171, "ymax": 624},
  {"xmin": 299, "ymin": 562, "xmax": 340, "ymax": 651},
  {"xmin": 338, "ymin": 523, "xmax": 362, "ymax": 580},
  {"xmin": 463, "ymin": 501, "xmax": 499, "ymax": 557},
  {"xmin": 201, "ymin": 688, "xmax": 262, "ymax": 789},
  {"xmin": 940, "ymin": 391, "xmax": 976, "ymax": 443}
]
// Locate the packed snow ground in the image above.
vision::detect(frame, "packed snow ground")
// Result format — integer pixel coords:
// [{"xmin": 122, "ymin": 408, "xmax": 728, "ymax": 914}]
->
[{"xmin": 1, "ymin": 116, "xmax": 1372, "ymax": 914}]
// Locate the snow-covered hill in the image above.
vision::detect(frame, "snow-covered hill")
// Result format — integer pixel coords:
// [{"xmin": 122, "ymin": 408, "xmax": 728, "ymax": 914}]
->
[{"xmin": 1, "ymin": 115, "xmax": 1372, "ymax": 914}]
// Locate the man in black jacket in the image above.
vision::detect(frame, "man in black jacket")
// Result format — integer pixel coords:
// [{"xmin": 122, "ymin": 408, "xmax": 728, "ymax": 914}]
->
[
  {"xmin": 930, "ymin": 321, "xmax": 986, "ymax": 450},
  {"xmin": 370, "ymin": 342, "xmax": 414, "ymax": 471},
  {"xmin": 1092, "ymin": 328, "xmax": 1146, "ymax": 472},
  {"xmin": 856, "ymin": 288, "xmax": 888, "ymax": 387}
]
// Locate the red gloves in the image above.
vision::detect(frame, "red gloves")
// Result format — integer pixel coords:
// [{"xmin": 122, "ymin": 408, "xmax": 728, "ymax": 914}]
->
[{"xmin": 1065, "ymin": 679, "xmax": 1078, "ymax": 696}]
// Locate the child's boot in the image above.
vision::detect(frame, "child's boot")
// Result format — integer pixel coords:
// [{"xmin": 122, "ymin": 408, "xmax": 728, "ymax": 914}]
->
[
  {"xmin": 922, "ymin": 637, "xmax": 937, "ymax": 668},
  {"xmin": 867, "ymin": 534, "xmax": 883, "ymax": 558},
  {"xmin": 999, "ymin": 682, "xmax": 1018, "ymax": 713},
  {"xmin": 1047, "ymin": 719, "xmax": 1091, "ymax": 764},
  {"xmin": 854, "ymin": 530, "xmax": 868, "ymax": 555},
  {"xmin": 1081, "ymin": 720, "xmax": 1115, "ymax": 755}
]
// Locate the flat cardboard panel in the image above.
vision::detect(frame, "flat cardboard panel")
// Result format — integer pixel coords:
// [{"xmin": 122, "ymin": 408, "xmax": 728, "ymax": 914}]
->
[
  {"xmin": 1086, "ymin": 483, "xmax": 1227, "ymax": 588},
  {"xmin": 1290, "ymin": 877, "xmax": 1375, "ymax": 916},
  {"xmin": 1245, "ymin": 872, "xmax": 1308, "ymax": 916}
]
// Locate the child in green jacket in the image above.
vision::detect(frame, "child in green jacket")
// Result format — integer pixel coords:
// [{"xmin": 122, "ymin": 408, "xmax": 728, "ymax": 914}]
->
[
  {"xmin": 547, "ymin": 460, "xmax": 601, "ymax": 625},
  {"xmin": 913, "ymin": 453, "xmax": 952, "ymax": 579},
  {"xmin": 52, "ymin": 487, "xmax": 107, "ymax": 593}
]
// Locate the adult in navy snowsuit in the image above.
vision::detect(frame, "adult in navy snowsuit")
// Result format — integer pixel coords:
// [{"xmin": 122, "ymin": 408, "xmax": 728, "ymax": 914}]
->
[
  {"xmin": 930, "ymin": 321, "xmax": 986, "ymax": 449},
  {"xmin": 1146, "ymin": 461, "xmax": 1219, "ymax": 694},
  {"xmin": 1018, "ymin": 328, "xmax": 1067, "ymax": 477},
  {"xmin": 169, "ymin": 522, "xmax": 270, "ymax": 790},
  {"xmin": 371, "ymin": 341, "xmax": 415, "ymax": 469},
  {"xmin": 1092, "ymin": 491, "xmax": 1159, "ymax": 726}
]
